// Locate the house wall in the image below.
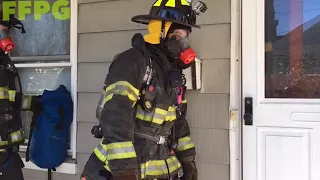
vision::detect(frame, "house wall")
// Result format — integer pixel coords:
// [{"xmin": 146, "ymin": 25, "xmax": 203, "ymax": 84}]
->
[{"xmin": 22, "ymin": 0, "xmax": 231, "ymax": 179}]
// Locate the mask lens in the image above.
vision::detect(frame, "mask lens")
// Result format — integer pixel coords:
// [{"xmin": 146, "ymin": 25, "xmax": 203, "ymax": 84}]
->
[
  {"xmin": 170, "ymin": 29, "xmax": 190, "ymax": 39},
  {"xmin": 167, "ymin": 29, "xmax": 191, "ymax": 50},
  {"xmin": 179, "ymin": 37, "xmax": 190, "ymax": 49},
  {"xmin": 166, "ymin": 29, "xmax": 196, "ymax": 66}
]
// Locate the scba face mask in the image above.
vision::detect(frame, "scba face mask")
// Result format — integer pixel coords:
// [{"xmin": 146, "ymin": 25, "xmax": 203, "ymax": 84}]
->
[
  {"xmin": 0, "ymin": 29, "xmax": 14, "ymax": 53},
  {"xmin": 0, "ymin": 16, "xmax": 26, "ymax": 53},
  {"xmin": 165, "ymin": 29, "xmax": 196, "ymax": 68}
]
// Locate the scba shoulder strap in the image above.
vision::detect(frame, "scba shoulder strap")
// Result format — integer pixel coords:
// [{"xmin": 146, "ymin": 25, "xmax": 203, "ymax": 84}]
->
[
  {"xmin": 139, "ymin": 60, "xmax": 157, "ymax": 112},
  {"xmin": 131, "ymin": 33, "xmax": 157, "ymax": 112}
]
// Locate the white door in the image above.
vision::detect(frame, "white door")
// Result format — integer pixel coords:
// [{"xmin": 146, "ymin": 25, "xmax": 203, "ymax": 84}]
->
[{"xmin": 242, "ymin": 0, "xmax": 320, "ymax": 179}]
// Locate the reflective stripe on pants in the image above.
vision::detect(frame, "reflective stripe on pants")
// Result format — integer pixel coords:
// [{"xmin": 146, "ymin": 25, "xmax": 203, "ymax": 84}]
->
[{"xmin": 140, "ymin": 156, "xmax": 182, "ymax": 179}]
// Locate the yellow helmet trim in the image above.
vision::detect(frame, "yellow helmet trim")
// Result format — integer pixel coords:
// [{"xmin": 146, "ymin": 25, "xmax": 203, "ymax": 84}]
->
[
  {"xmin": 153, "ymin": 0, "xmax": 190, "ymax": 7},
  {"xmin": 154, "ymin": 0, "xmax": 162, "ymax": 6},
  {"xmin": 181, "ymin": 0, "xmax": 189, "ymax": 5},
  {"xmin": 165, "ymin": 0, "xmax": 175, "ymax": 7}
]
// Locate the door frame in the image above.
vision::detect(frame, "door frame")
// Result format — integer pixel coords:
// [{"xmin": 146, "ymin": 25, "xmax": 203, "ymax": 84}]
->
[{"xmin": 229, "ymin": 0, "xmax": 242, "ymax": 179}]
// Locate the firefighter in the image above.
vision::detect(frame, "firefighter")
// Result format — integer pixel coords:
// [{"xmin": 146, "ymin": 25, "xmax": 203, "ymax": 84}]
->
[
  {"xmin": 81, "ymin": 0, "xmax": 207, "ymax": 179},
  {"xmin": 0, "ymin": 4, "xmax": 27, "ymax": 180}
]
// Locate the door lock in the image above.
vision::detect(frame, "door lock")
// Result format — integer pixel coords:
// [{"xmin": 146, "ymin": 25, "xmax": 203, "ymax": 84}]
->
[{"xmin": 243, "ymin": 97, "xmax": 253, "ymax": 125}]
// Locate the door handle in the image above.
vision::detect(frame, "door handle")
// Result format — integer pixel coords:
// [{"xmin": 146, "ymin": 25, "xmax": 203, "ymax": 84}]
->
[{"xmin": 243, "ymin": 97, "xmax": 253, "ymax": 125}]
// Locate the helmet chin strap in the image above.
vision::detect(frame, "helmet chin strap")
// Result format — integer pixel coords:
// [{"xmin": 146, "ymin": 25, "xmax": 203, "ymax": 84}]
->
[
  {"xmin": 160, "ymin": 20, "xmax": 166, "ymax": 45},
  {"xmin": 159, "ymin": 20, "xmax": 170, "ymax": 58}
]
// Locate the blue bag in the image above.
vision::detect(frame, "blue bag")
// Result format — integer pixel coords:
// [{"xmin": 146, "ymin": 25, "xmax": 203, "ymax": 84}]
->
[{"xmin": 26, "ymin": 85, "xmax": 73, "ymax": 175}]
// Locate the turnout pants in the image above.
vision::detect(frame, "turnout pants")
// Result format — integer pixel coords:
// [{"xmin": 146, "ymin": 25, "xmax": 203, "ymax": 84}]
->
[
  {"xmin": 0, "ymin": 151, "xmax": 24, "ymax": 180},
  {"xmin": 81, "ymin": 153, "xmax": 180, "ymax": 180}
]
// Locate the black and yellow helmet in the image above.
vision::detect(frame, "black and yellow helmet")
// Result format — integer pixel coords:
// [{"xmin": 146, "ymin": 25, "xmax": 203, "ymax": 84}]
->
[{"xmin": 131, "ymin": 0, "xmax": 207, "ymax": 29}]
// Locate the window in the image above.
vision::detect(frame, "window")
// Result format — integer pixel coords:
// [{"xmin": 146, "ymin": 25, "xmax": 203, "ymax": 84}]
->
[
  {"xmin": 265, "ymin": 0, "xmax": 320, "ymax": 98},
  {"xmin": 8, "ymin": 0, "xmax": 78, "ymax": 169}
]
